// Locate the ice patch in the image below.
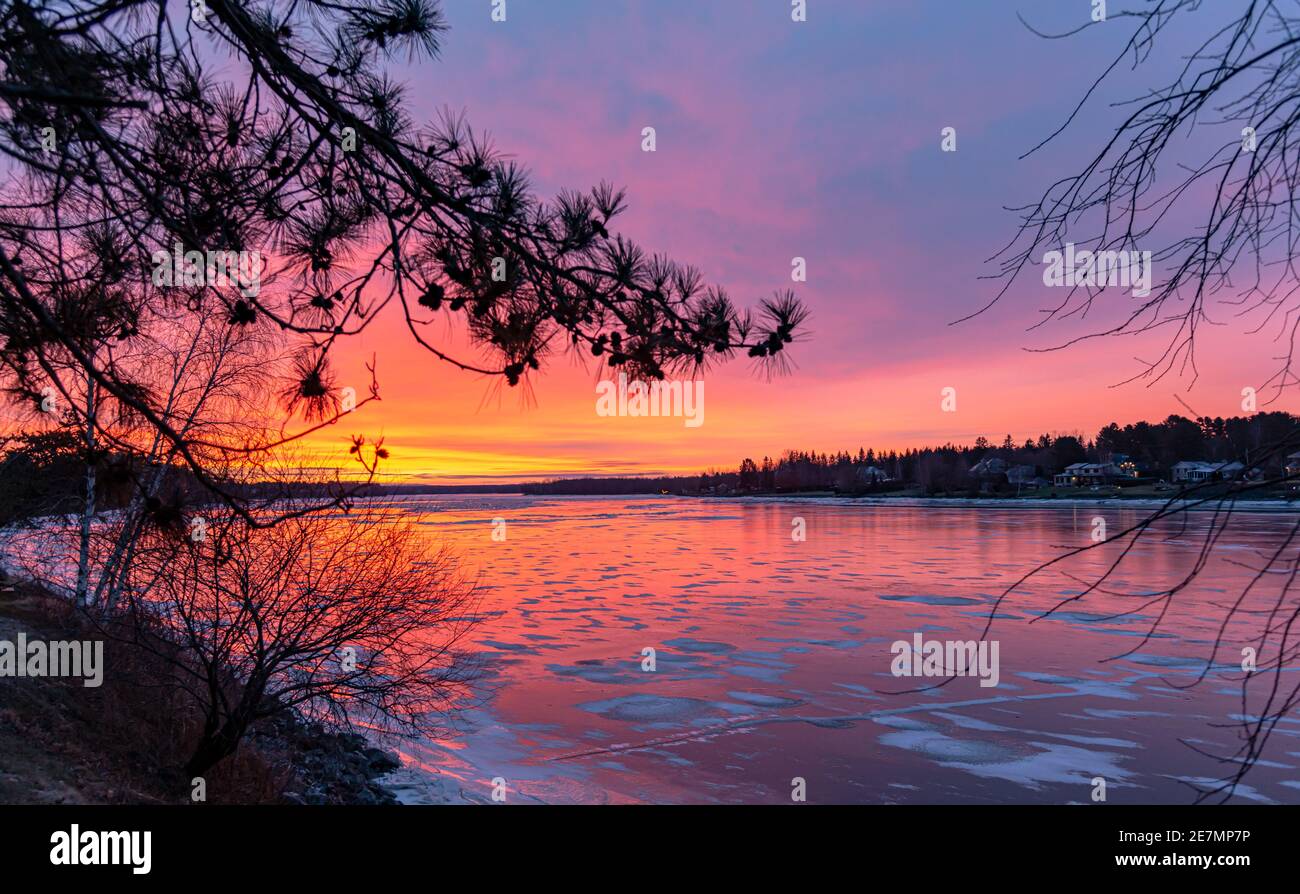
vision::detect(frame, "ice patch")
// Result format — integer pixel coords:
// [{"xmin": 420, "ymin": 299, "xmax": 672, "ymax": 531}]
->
[
  {"xmin": 879, "ymin": 594, "xmax": 983, "ymax": 606},
  {"xmin": 662, "ymin": 637, "xmax": 736, "ymax": 654},
  {"xmin": 726, "ymin": 691, "xmax": 804, "ymax": 709},
  {"xmin": 929, "ymin": 711, "xmax": 1007, "ymax": 732},
  {"xmin": 879, "ymin": 730, "xmax": 1018, "ymax": 765},
  {"xmin": 578, "ymin": 694, "xmax": 715, "ymax": 724}
]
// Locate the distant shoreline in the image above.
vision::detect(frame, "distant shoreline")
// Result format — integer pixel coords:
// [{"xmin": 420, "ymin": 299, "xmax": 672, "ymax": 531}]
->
[
  {"xmin": 209, "ymin": 482, "xmax": 1300, "ymax": 515},
  {"xmin": 687, "ymin": 491, "xmax": 1300, "ymax": 513}
]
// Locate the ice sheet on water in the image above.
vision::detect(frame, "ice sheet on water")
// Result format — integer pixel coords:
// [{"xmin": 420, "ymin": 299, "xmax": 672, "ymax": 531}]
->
[
  {"xmin": 872, "ymin": 714, "xmax": 934, "ymax": 731},
  {"xmin": 1039, "ymin": 731, "xmax": 1140, "ymax": 749},
  {"xmin": 731, "ymin": 650, "xmax": 795, "ymax": 667},
  {"xmin": 661, "ymin": 637, "xmax": 736, "ymax": 653},
  {"xmin": 1018, "ymin": 672, "xmax": 1083, "ymax": 685},
  {"xmin": 1074, "ymin": 708, "xmax": 1172, "ymax": 720},
  {"xmin": 479, "ymin": 639, "xmax": 541, "ymax": 654},
  {"xmin": 578, "ymin": 694, "xmax": 717, "ymax": 724},
  {"xmin": 1120, "ymin": 653, "xmax": 1210, "ymax": 670},
  {"xmin": 929, "ymin": 711, "xmax": 1007, "ymax": 732},
  {"xmin": 878, "ymin": 730, "xmax": 1018, "ymax": 765},
  {"xmin": 729, "ymin": 664, "xmax": 790, "ymax": 682},
  {"xmin": 546, "ymin": 653, "xmax": 720, "ymax": 684},
  {"xmin": 392, "ymin": 496, "xmax": 1300, "ymax": 802},
  {"xmin": 879, "ymin": 728, "xmax": 1137, "ymax": 791},
  {"xmin": 1166, "ymin": 777, "xmax": 1274, "ymax": 803},
  {"xmin": 726, "ymin": 691, "xmax": 804, "ymax": 708},
  {"xmin": 878, "ymin": 594, "xmax": 983, "ymax": 606}
]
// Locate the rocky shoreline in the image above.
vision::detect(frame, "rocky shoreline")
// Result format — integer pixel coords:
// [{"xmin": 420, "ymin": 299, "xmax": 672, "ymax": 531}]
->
[
  {"xmin": 251, "ymin": 713, "xmax": 403, "ymax": 806},
  {"xmin": 0, "ymin": 570, "xmax": 408, "ymax": 805}
]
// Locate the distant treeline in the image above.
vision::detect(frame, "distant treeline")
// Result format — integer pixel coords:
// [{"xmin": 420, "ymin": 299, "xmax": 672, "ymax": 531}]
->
[
  {"xmin": 520, "ymin": 412, "xmax": 1300, "ymax": 496},
  {"xmin": 521, "ymin": 476, "xmax": 687, "ymax": 495},
  {"xmin": 241, "ymin": 482, "xmax": 525, "ymax": 497},
  {"xmin": 0, "ymin": 430, "xmax": 524, "ymax": 527},
  {"xmin": 8, "ymin": 414, "xmax": 1298, "ymax": 516}
]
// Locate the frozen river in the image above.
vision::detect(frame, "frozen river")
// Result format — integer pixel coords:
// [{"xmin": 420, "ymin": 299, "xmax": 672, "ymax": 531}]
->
[{"xmin": 374, "ymin": 494, "xmax": 1300, "ymax": 804}]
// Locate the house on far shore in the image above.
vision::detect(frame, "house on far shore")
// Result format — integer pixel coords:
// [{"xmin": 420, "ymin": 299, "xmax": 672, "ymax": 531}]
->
[
  {"xmin": 969, "ymin": 457, "xmax": 1008, "ymax": 479},
  {"xmin": 969, "ymin": 456, "xmax": 1009, "ymax": 493},
  {"xmin": 1007, "ymin": 464, "xmax": 1038, "ymax": 486},
  {"xmin": 1171, "ymin": 460, "xmax": 1247, "ymax": 483},
  {"xmin": 1053, "ymin": 462, "xmax": 1121, "ymax": 487},
  {"xmin": 1286, "ymin": 451, "xmax": 1300, "ymax": 478},
  {"xmin": 858, "ymin": 465, "xmax": 891, "ymax": 484},
  {"xmin": 1109, "ymin": 453, "xmax": 1149, "ymax": 479}
]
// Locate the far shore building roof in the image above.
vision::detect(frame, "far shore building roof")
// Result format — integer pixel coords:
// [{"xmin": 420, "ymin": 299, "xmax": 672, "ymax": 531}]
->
[
  {"xmin": 1171, "ymin": 460, "xmax": 1246, "ymax": 482},
  {"xmin": 1007, "ymin": 464, "xmax": 1037, "ymax": 484},
  {"xmin": 969, "ymin": 457, "xmax": 1009, "ymax": 478},
  {"xmin": 1053, "ymin": 462, "xmax": 1121, "ymax": 486}
]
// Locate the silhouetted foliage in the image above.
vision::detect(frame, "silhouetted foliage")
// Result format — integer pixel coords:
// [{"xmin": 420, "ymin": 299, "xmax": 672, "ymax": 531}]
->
[
  {"xmin": 98, "ymin": 504, "xmax": 477, "ymax": 779},
  {"xmin": 0, "ymin": 429, "xmax": 147, "ymax": 525},
  {"xmin": 994, "ymin": 2, "xmax": 1300, "ymax": 800},
  {"xmin": 0, "ymin": 0, "xmax": 807, "ymax": 526},
  {"xmin": 990, "ymin": 2, "xmax": 1300, "ymax": 395}
]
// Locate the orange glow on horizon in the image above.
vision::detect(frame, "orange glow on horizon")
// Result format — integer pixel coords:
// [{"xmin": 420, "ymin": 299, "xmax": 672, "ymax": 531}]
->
[{"xmin": 296, "ymin": 299, "xmax": 1299, "ymax": 486}]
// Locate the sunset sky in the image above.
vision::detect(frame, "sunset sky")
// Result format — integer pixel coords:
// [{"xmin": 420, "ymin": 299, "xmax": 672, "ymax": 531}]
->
[{"xmin": 310, "ymin": 1, "xmax": 1296, "ymax": 484}]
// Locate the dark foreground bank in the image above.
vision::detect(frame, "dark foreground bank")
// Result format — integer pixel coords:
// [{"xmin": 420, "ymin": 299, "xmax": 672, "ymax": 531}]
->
[{"xmin": 0, "ymin": 578, "xmax": 401, "ymax": 806}]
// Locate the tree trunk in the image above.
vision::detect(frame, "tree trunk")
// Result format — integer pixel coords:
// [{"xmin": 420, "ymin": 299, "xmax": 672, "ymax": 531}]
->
[
  {"xmin": 184, "ymin": 682, "xmax": 264, "ymax": 779},
  {"xmin": 75, "ymin": 381, "xmax": 96, "ymax": 607},
  {"xmin": 184, "ymin": 716, "xmax": 249, "ymax": 779}
]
